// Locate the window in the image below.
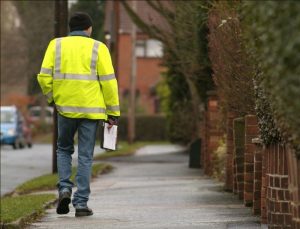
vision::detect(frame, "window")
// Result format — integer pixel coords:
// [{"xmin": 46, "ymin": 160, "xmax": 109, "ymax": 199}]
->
[
  {"xmin": 1, "ymin": 111, "xmax": 15, "ymax": 123},
  {"xmin": 135, "ymin": 39, "xmax": 163, "ymax": 58}
]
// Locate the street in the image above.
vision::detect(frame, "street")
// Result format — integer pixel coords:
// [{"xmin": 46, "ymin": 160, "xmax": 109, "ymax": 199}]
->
[{"xmin": 0, "ymin": 144, "xmax": 104, "ymax": 196}]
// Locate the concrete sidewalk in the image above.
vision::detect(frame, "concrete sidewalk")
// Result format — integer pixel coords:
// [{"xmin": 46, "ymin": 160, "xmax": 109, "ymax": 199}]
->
[{"xmin": 30, "ymin": 145, "xmax": 264, "ymax": 229}]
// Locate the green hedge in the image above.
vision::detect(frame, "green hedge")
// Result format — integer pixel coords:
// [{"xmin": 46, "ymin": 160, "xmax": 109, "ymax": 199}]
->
[
  {"xmin": 208, "ymin": 2, "xmax": 255, "ymax": 119},
  {"xmin": 241, "ymin": 1, "xmax": 300, "ymax": 155},
  {"xmin": 116, "ymin": 115, "xmax": 168, "ymax": 142}
]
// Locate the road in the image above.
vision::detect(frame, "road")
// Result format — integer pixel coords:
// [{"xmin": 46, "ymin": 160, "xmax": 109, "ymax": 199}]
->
[{"xmin": 0, "ymin": 144, "xmax": 104, "ymax": 196}]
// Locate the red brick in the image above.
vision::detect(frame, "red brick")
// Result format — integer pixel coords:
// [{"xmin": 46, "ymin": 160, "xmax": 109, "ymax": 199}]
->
[
  {"xmin": 274, "ymin": 177, "xmax": 280, "ymax": 188},
  {"xmin": 281, "ymin": 177, "xmax": 288, "ymax": 189},
  {"xmin": 294, "ymin": 220, "xmax": 300, "ymax": 228},
  {"xmin": 245, "ymin": 125, "xmax": 259, "ymax": 135},
  {"xmin": 245, "ymin": 115, "xmax": 258, "ymax": 126},
  {"xmin": 244, "ymin": 153, "xmax": 254, "ymax": 163},
  {"xmin": 255, "ymin": 172, "xmax": 262, "ymax": 180},
  {"xmin": 244, "ymin": 192, "xmax": 253, "ymax": 206},
  {"xmin": 284, "ymin": 214, "xmax": 292, "ymax": 226},
  {"xmin": 277, "ymin": 190, "xmax": 284, "ymax": 201},
  {"xmin": 277, "ymin": 213, "xmax": 284, "ymax": 225},
  {"xmin": 269, "ymin": 200, "xmax": 274, "ymax": 211},
  {"xmin": 118, "ymin": 34, "xmax": 163, "ymax": 114},
  {"xmin": 272, "ymin": 189, "xmax": 277, "ymax": 200},
  {"xmin": 273, "ymin": 213, "xmax": 278, "ymax": 224},
  {"xmin": 244, "ymin": 173, "xmax": 254, "ymax": 181},
  {"xmin": 285, "ymin": 191, "xmax": 290, "ymax": 201},
  {"xmin": 245, "ymin": 164, "xmax": 254, "ymax": 173},
  {"xmin": 255, "ymin": 152, "xmax": 262, "ymax": 161},
  {"xmin": 245, "ymin": 135, "xmax": 257, "ymax": 144},
  {"xmin": 270, "ymin": 176, "xmax": 274, "ymax": 187},
  {"xmin": 253, "ymin": 191, "xmax": 261, "ymax": 200},
  {"xmin": 282, "ymin": 202, "xmax": 290, "ymax": 213},
  {"xmin": 274, "ymin": 202, "xmax": 281, "ymax": 212},
  {"xmin": 236, "ymin": 156, "xmax": 244, "ymax": 165},
  {"xmin": 244, "ymin": 183, "xmax": 253, "ymax": 192}
]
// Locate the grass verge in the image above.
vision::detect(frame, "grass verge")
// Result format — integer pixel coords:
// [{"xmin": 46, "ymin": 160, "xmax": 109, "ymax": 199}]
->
[
  {"xmin": 15, "ymin": 163, "xmax": 112, "ymax": 195},
  {"xmin": 0, "ymin": 194, "xmax": 56, "ymax": 224},
  {"xmin": 94, "ymin": 141, "xmax": 168, "ymax": 160}
]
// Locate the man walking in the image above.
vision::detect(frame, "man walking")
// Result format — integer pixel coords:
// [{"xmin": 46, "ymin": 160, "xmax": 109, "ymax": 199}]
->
[{"xmin": 37, "ymin": 12, "xmax": 120, "ymax": 217}]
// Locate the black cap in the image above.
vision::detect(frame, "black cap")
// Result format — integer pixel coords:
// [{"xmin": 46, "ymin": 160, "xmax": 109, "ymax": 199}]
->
[{"xmin": 69, "ymin": 12, "xmax": 92, "ymax": 32}]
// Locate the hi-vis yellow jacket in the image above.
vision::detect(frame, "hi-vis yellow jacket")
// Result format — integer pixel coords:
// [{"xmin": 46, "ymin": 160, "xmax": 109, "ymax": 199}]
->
[{"xmin": 37, "ymin": 35, "xmax": 120, "ymax": 120}]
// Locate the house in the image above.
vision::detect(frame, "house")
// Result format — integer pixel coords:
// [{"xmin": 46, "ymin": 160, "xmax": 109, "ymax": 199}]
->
[{"xmin": 104, "ymin": 1, "xmax": 167, "ymax": 114}]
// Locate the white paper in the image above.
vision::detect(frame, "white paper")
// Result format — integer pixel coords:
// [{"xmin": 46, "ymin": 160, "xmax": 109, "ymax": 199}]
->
[{"xmin": 103, "ymin": 123, "xmax": 118, "ymax": 150}]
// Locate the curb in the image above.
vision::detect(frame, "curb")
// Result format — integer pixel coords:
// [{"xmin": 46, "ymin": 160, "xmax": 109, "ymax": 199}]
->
[
  {"xmin": 1, "ymin": 163, "xmax": 113, "ymax": 229},
  {"xmin": 1, "ymin": 198, "xmax": 57, "ymax": 229}
]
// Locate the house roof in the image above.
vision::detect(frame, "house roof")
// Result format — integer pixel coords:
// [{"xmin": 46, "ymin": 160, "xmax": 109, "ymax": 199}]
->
[{"xmin": 104, "ymin": 0, "xmax": 170, "ymax": 35}]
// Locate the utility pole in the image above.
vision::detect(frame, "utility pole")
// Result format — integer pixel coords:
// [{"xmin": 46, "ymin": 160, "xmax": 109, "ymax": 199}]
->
[
  {"xmin": 112, "ymin": 0, "xmax": 120, "ymax": 77},
  {"xmin": 53, "ymin": 0, "xmax": 68, "ymax": 173},
  {"xmin": 128, "ymin": 0, "xmax": 137, "ymax": 144}
]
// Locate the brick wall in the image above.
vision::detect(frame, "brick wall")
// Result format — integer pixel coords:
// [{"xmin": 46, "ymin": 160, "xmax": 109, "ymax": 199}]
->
[
  {"xmin": 286, "ymin": 147, "xmax": 300, "ymax": 228},
  {"xmin": 199, "ymin": 107, "xmax": 300, "ymax": 228},
  {"xmin": 203, "ymin": 92, "xmax": 222, "ymax": 176},
  {"xmin": 202, "ymin": 111, "xmax": 211, "ymax": 175},
  {"xmin": 261, "ymin": 145, "xmax": 268, "ymax": 223},
  {"xmin": 225, "ymin": 112, "xmax": 236, "ymax": 192},
  {"xmin": 266, "ymin": 144, "xmax": 292, "ymax": 228},
  {"xmin": 244, "ymin": 115, "xmax": 259, "ymax": 207},
  {"xmin": 233, "ymin": 117, "xmax": 245, "ymax": 200},
  {"xmin": 252, "ymin": 138, "xmax": 263, "ymax": 215},
  {"xmin": 200, "ymin": 116, "xmax": 207, "ymax": 171}
]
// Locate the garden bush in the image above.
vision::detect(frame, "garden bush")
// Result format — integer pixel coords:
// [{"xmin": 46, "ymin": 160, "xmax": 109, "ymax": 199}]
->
[
  {"xmin": 116, "ymin": 115, "xmax": 168, "ymax": 142},
  {"xmin": 207, "ymin": 1, "xmax": 255, "ymax": 127},
  {"xmin": 241, "ymin": 1, "xmax": 300, "ymax": 155}
]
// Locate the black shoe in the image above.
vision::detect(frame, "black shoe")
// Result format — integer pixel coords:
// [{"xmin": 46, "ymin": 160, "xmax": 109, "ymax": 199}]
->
[
  {"xmin": 56, "ymin": 191, "xmax": 71, "ymax": 214},
  {"xmin": 75, "ymin": 207, "xmax": 93, "ymax": 217}
]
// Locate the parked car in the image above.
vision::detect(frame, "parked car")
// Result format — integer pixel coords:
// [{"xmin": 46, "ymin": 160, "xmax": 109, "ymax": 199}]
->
[
  {"xmin": 0, "ymin": 106, "xmax": 33, "ymax": 149},
  {"xmin": 28, "ymin": 106, "xmax": 53, "ymax": 124}
]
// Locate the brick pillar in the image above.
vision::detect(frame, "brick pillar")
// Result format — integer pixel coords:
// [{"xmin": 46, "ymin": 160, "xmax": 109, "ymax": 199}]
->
[
  {"xmin": 261, "ymin": 145, "xmax": 268, "ymax": 223},
  {"xmin": 286, "ymin": 147, "xmax": 300, "ymax": 228},
  {"xmin": 200, "ymin": 116, "xmax": 207, "ymax": 170},
  {"xmin": 233, "ymin": 117, "xmax": 245, "ymax": 200},
  {"xmin": 204, "ymin": 91, "xmax": 222, "ymax": 176},
  {"xmin": 225, "ymin": 112, "xmax": 236, "ymax": 192},
  {"xmin": 203, "ymin": 111, "xmax": 210, "ymax": 176},
  {"xmin": 244, "ymin": 115, "xmax": 258, "ymax": 206},
  {"xmin": 252, "ymin": 138, "xmax": 263, "ymax": 215},
  {"xmin": 266, "ymin": 144, "xmax": 292, "ymax": 228}
]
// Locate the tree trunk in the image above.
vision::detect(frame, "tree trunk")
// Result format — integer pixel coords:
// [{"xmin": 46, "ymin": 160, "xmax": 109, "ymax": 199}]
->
[
  {"xmin": 128, "ymin": 0, "xmax": 137, "ymax": 144},
  {"xmin": 186, "ymin": 77, "xmax": 203, "ymax": 141}
]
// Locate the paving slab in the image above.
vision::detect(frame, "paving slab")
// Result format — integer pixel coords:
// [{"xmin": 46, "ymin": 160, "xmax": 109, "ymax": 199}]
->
[{"xmin": 30, "ymin": 145, "xmax": 266, "ymax": 229}]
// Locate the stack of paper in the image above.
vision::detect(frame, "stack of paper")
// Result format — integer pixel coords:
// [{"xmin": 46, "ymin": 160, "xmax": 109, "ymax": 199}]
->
[{"xmin": 102, "ymin": 123, "xmax": 118, "ymax": 150}]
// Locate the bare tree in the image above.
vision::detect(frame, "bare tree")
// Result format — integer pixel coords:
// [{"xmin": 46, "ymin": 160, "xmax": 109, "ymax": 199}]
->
[
  {"xmin": 13, "ymin": 1, "xmax": 55, "ymax": 96},
  {"xmin": 0, "ymin": 1, "xmax": 27, "ymax": 100},
  {"xmin": 122, "ymin": 0, "xmax": 213, "ymax": 141}
]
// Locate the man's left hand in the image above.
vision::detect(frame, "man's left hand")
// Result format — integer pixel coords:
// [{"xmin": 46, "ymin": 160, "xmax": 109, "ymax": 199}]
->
[{"xmin": 107, "ymin": 116, "xmax": 118, "ymax": 129}]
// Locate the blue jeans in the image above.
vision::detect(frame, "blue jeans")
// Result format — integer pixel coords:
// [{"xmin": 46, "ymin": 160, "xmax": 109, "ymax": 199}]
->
[{"xmin": 56, "ymin": 113, "xmax": 99, "ymax": 207}]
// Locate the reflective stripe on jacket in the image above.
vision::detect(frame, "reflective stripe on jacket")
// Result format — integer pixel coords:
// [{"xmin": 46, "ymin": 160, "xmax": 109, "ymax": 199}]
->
[{"xmin": 37, "ymin": 35, "xmax": 120, "ymax": 120}]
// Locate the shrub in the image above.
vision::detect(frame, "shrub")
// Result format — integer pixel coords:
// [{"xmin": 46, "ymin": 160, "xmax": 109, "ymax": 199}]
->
[
  {"xmin": 166, "ymin": 101, "xmax": 197, "ymax": 144},
  {"xmin": 212, "ymin": 137, "xmax": 226, "ymax": 182},
  {"xmin": 241, "ymin": 1, "xmax": 300, "ymax": 155},
  {"xmin": 207, "ymin": 1, "xmax": 255, "ymax": 125},
  {"xmin": 116, "ymin": 115, "xmax": 168, "ymax": 142},
  {"xmin": 31, "ymin": 120, "xmax": 53, "ymax": 137}
]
